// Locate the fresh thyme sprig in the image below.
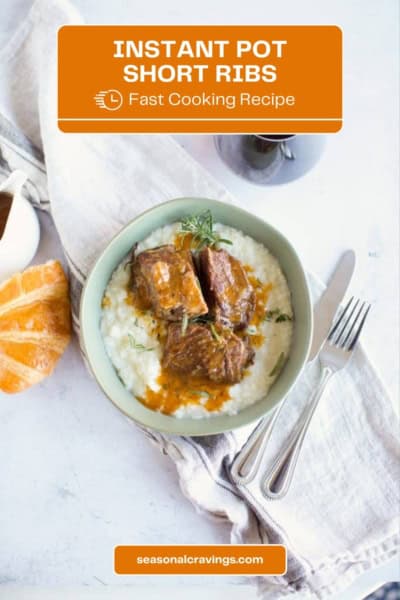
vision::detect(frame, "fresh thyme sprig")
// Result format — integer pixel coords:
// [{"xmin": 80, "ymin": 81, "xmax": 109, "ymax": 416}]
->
[
  {"xmin": 189, "ymin": 390, "xmax": 211, "ymax": 399},
  {"xmin": 191, "ymin": 314, "xmax": 213, "ymax": 324},
  {"xmin": 276, "ymin": 313, "xmax": 292, "ymax": 322},
  {"xmin": 245, "ymin": 325, "xmax": 258, "ymax": 335},
  {"xmin": 210, "ymin": 322, "xmax": 222, "ymax": 343},
  {"xmin": 181, "ymin": 313, "xmax": 189, "ymax": 335},
  {"xmin": 264, "ymin": 308, "xmax": 293, "ymax": 323},
  {"xmin": 127, "ymin": 333, "xmax": 155, "ymax": 352},
  {"xmin": 179, "ymin": 210, "xmax": 232, "ymax": 250},
  {"xmin": 179, "ymin": 314, "xmax": 214, "ymax": 337}
]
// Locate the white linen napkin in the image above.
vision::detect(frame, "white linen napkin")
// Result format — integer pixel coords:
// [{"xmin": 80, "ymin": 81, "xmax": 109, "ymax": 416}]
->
[{"xmin": 0, "ymin": 1, "xmax": 399, "ymax": 598}]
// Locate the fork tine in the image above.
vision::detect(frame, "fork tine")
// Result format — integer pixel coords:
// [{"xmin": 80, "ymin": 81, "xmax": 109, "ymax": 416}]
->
[
  {"xmin": 331, "ymin": 298, "xmax": 360, "ymax": 345},
  {"xmin": 341, "ymin": 301, "xmax": 366, "ymax": 348},
  {"xmin": 328, "ymin": 296, "xmax": 354, "ymax": 341},
  {"xmin": 348, "ymin": 303, "xmax": 371, "ymax": 350}
]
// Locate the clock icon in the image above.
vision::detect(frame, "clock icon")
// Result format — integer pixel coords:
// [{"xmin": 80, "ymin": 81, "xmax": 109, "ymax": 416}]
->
[{"xmin": 94, "ymin": 89, "xmax": 123, "ymax": 111}]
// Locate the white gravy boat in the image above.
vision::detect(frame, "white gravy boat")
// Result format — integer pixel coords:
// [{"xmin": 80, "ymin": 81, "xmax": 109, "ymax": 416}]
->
[{"xmin": 0, "ymin": 170, "xmax": 40, "ymax": 283}]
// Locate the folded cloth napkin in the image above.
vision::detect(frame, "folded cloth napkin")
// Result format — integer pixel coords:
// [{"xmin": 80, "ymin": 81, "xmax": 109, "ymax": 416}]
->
[{"xmin": 0, "ymin": 1, "xmax": 399, "ymax": 598}]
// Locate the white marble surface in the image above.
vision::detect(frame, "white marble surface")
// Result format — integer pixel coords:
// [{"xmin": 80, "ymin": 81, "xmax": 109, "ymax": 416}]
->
[{"xmin": 0, "ymin": 1, "xmax": 399, "ymax": 599}]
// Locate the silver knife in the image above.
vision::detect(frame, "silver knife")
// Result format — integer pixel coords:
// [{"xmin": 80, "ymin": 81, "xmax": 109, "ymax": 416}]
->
[
  {"xmin": 230, "ymin": 249, "xmax": 356, "ymax": 486},
  {"xmin": 309, "ymin": 249, "xmax": 356, "ymax": 360}
]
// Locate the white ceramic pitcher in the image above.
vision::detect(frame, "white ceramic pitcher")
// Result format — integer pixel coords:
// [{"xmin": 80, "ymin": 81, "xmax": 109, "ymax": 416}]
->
[{"xmin": 0, "ymin": 170, "xmax": 40, "ymax": 282}]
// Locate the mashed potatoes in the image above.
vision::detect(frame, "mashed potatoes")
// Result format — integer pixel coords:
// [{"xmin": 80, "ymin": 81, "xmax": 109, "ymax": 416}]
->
[{"xmin": 101, "ymin": 222, "xmax": 293, "ymax": 418}]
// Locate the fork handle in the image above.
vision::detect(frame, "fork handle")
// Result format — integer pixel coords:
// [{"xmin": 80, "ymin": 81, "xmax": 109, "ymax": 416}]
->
[
  {"xmin": 262, "ymin": 366, "xmax": 333, "ymax": 500},
  {"xmin": 230, "ymin": 407, "xmax": 281, "ymax": 485}
]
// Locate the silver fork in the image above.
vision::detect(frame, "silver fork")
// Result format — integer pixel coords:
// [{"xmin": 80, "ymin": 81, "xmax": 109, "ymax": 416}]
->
[{"xmin": 261, "ymin": 296, "xmax": 371, "ymax": 500}]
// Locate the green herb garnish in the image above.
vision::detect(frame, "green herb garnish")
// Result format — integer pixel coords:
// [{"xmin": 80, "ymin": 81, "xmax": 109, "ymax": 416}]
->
[
  {"xmin": 189, "ymin": 390, "xmax": 211, "ymax": 399},
  {"xmin": 246, "ymin": 325, "xmax": 258, "ymax": 335},
  {"xmin": 210, "ymin": 322, "xmax": 222, "ymax": 343},
  {"xmin": 269, "ymin": 352, "xmax": 286, "ymax": 377},
  {"xmin": 191, "ymin": 314, "xmax": 213, "ymax": 324},
  {"xmin": 179, "ymin": 210, "xmax": 232, "ymax": 250},
  {"xmin": 264, "ymin": 308, "xmax": 293, "ymax": 323},
  {"xmin": 181, "ymin": 313, "xmax": 189, "ymax": 335},
  {"xmin": 276, "ymin": 313, "xmax": 293, "ymax": 323},
  {"xmin": 264, "ymin": 309, "xmax": 280, "ymax": 322},
  {"xmin": 127, "ymin": 333, "xmax": 155, "ymax": 352}
]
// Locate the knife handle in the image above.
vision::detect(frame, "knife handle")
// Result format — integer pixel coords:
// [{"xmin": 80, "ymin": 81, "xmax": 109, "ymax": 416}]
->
[{"xmin": 261, "ymin": 366, "xmax": 333, "ymax": 500}]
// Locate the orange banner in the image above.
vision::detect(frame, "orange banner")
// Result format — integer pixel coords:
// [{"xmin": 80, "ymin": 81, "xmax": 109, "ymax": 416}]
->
[
  {"xmin": 114, "ymin": 544, "xmax": 286, "ymax": 575},
  {"xmin": 58, "ymin": 25, "xmax": 342, "ymax": 133}
]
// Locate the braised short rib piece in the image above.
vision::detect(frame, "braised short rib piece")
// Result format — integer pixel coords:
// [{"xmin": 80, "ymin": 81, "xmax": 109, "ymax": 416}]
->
[
  {"xmin": 162, "ymin": 322, "xmax": 254, "ymax": 384},
  {"xmin": 199, "ymin": 247, "xmax": 255, "ymax": 330},
  {"xmin": 131, "ymin": 245, "xmax": 208, "ymax": 320}
]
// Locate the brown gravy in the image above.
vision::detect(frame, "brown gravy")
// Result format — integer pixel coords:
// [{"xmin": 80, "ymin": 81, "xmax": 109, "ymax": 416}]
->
[{"xmin": 0, "ymin": 192, "xmax": 13, "ymax": 240}]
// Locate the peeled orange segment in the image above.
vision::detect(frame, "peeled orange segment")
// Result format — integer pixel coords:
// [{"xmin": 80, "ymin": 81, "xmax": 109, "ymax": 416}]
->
[{"xmin": 0, "ymin": 260, "xmax": 71, "ymax": 393}]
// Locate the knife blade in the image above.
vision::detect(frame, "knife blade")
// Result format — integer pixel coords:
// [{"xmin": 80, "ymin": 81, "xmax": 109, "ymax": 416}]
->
[{"xmin": 308, "ymin": 249, "xmax": 356, "ymax": 361}]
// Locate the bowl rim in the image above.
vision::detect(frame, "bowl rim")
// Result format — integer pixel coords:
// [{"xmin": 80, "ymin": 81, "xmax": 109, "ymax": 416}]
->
[{"xmin": 79, "ymin": 197, "xmax": 313, "ymax": 435}]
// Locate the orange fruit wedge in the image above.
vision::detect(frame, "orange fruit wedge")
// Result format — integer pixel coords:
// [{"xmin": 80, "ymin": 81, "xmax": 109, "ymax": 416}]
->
[{"xmin": 0, "ymin": 260, "xmax": 71, "ymax": 393}]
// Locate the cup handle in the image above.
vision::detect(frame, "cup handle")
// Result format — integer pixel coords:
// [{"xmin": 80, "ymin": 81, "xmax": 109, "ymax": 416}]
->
[{"xmin": 280, "ymin": 141, "xmax": 295, "ymax": 160}]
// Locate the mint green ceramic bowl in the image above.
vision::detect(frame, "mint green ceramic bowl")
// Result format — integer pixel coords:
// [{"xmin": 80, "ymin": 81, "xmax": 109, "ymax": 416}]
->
[{"xmin": 80, "ymin": 198, "xmax": 312, "ymax": 435}]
